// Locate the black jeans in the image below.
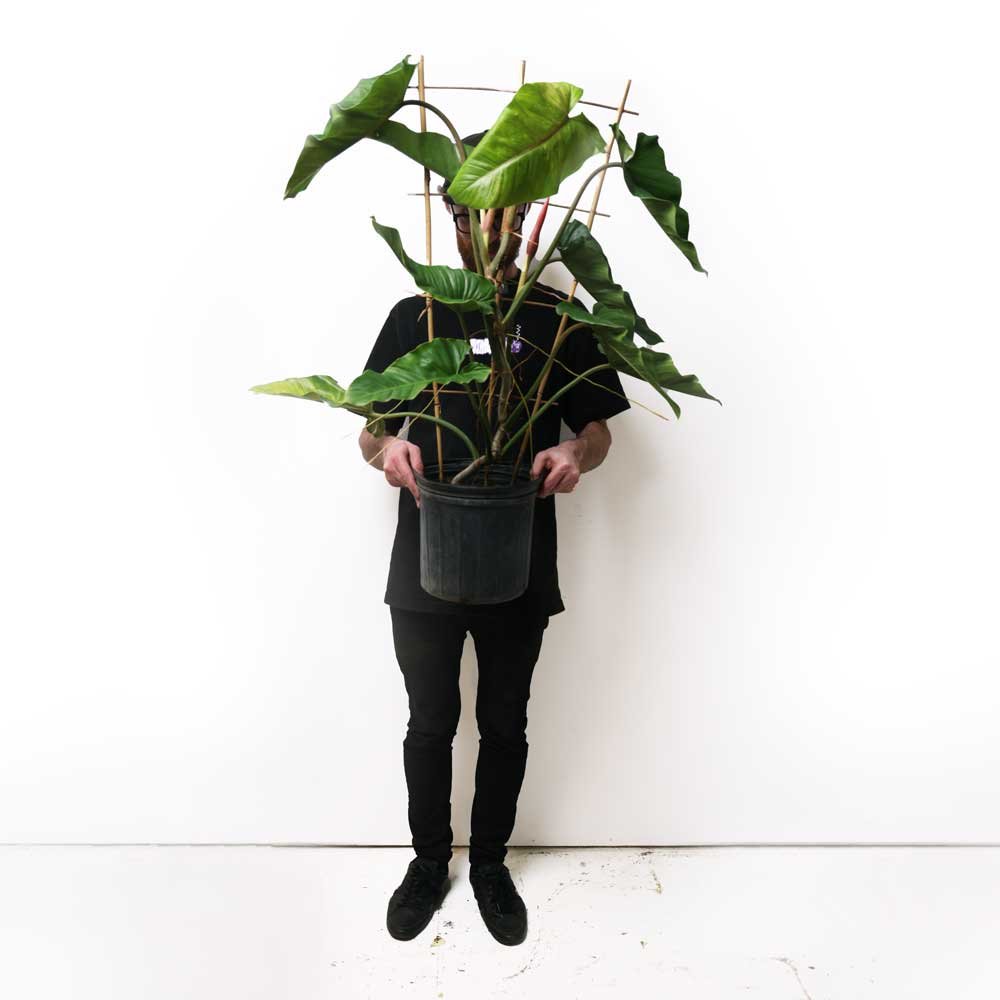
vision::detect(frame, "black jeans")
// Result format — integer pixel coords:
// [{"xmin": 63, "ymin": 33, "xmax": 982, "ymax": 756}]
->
[{"xmin": 389, "ymin": 606, "xmax": 549, "ymax": 868}]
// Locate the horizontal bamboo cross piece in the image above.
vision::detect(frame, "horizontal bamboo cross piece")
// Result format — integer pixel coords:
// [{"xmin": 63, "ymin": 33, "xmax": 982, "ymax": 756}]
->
[
  {"xmin": 405, "ymin": 83, "xmax": 639, "ymax": 117},
  {"xmin": 407, "ymin": 192, "xmax": 611, "ymax": 219}
]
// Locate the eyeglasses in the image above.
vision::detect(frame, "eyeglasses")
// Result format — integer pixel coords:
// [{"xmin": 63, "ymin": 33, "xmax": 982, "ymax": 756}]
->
[{"xmin": 448, "ymin": 204, "xmax": 528, "ymax": 236}]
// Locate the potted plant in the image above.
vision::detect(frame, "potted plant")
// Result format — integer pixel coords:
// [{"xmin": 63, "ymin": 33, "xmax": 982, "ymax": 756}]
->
[{"xmin": 251, "ymin": 53, "xmax": 721, "ymax": 604}]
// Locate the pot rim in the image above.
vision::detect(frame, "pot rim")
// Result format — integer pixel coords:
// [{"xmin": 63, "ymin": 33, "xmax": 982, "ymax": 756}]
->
[{"xmin": 414, "ymin": 459, "xmax": 541, "ymax": 499}]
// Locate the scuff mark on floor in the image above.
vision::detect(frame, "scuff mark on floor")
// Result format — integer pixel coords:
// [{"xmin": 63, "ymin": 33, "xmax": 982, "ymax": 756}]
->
[
  {"xmin": 774, "ymin": 956, "xmax": 814, "ymax": 1000},
  {"xmin": 504, "ymin": 867, "xmax": 592, "ymax": 981}
]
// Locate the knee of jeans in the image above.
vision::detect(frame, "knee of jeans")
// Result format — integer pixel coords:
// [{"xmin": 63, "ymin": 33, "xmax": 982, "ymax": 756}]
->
[
  {"xmin": 476, "ymin": 711, "xmax": 529, "ymax": 751},
  {"xmin": 405, "ymin": 711, "xmax": 460, "ymax": 746}
]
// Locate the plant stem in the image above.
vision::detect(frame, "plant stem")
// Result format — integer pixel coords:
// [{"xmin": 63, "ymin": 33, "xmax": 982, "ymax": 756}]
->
[
  {"xmin": 450, "ymin": 453, "xmax": 488, "ymax": 484},
  {"xmin": 497, "ymin": 363, "xmax": 613, "ymax": 456},
  {"xmin": 499, "ymin": 162, "xmax": 623, "ymax": 329},
  {"xmin": 400, "ymin": 100, "xmax": 487, "ymax": 279},
  {"xmin": 363, "ymin": 410, "xmax": 480, "ymax": 459},
  {"xmin": 507, "ymin": 163, "xmax": 624, "ymax": 479},
  {"xmin": 468, "ymin": 206, "xmax": 486, "ymax": 274},
  {"xmin": 495, "ymin": 323, "xmax": 592, "ymax": 439},
  {"xmin": 488, "ymin": 311, "xmax": 515, "ymax": 456},
  {"xmin": 452, "ymin": 310, "xmax": 493, "ymax": 447},
  {"xmin": 398, "ymin": 100, "xmax": 466, "ymax": 155},
  {"xmin": 486, "ymin": 205, "xmax": 518, "ymax": 278}
]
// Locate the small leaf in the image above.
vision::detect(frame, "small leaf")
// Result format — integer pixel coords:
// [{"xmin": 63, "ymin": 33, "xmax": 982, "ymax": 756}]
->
[
  {"xmin": 609, "ymin": 123, "xmax": 634, "ymax": 161},
  {"xmin": 556, "ymin": 219, "xmax": 663, "ymax": 345},
  {"xmin": 610, "ymin": 123, "xmax": 706, "ymax": 273},
  {"xmin": 371, "ymin": 217, "xmax": 497, "ymax": 313},
  {"xmin": 554, "ymin": 300, "xmax": 721, "ymax": 418}
]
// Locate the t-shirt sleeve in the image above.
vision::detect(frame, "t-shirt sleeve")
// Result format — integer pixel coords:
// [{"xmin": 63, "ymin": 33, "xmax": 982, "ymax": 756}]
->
[
  {"xmin": 362, "ymin": 301, "xmax": 407, "ymax": 437},
  {"xmin": 558, "ymin": 298, "xmax": 632, "ymax": 434}
]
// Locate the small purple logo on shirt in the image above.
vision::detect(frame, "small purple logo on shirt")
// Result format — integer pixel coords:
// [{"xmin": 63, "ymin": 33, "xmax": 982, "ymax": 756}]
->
[{"xmin": 510, "ymin": 324, "xmax": 523, "ymax": 354}]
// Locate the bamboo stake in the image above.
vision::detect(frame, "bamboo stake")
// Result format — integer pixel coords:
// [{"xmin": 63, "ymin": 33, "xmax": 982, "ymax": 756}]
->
[
  {"xmin": 406, "ymin": 83, "xmax": 638, "ymax": 117},
  {"xmin": 417, "ymin": 56, "xmax": 445, "ymax": 481},
  {"xmin": 510, "ymin": 77, "xmax": 633, "ymax": 480},
  {"xmin": 507, "ymin": 59, "xmax": 530, "ymax": 473}
]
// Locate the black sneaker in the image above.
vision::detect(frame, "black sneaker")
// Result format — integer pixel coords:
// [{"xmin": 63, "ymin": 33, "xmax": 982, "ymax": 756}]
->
[
  {"xmin": 386, "ymin": 857, "xmax": 450, "ymax": 941},
  {"xmin": 469, "ymin": 861, "xmax": 528, "ymax": 946}
]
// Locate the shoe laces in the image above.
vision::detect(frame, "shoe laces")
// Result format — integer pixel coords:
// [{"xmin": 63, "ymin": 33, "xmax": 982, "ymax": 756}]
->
[
  {"xmin": 472, "ymin": 863, "xmax": 519, "ymax": 915},
  {"xmin": 398, "ymin": 860, "xmax": 445, "ymax": 907}
]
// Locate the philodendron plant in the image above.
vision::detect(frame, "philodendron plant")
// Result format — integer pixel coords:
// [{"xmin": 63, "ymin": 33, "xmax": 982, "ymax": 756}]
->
[{"xmin": 251, "ymin": 53, "xmax": 721, "ymax": 485}]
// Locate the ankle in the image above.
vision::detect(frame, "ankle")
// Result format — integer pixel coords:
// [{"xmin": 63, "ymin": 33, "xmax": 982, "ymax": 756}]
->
[
  {"xmin": 470, "ymin": 860, "xmax": 506, "ymax": 874},
  {"xmin": 416, "ymin": 856, "xmax": 449, "ymax": 876}
]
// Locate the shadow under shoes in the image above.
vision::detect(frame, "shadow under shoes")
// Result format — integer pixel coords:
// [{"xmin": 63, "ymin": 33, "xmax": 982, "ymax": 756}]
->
[
  {"xmin": 469, "ymin": 861, "xmax": 528, "ymax": 946},
  {"xmin": 386, "ymin": 857, "xmax": 451, "ymax": 941}
]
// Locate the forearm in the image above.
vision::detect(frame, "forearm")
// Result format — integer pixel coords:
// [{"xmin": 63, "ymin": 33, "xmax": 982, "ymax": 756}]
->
[
  {"xmin": 359, "ymin": 428, "xmax": 399, "ymax": 471},
  {"xmin": 569, "ymin": 420, "xmax": 612, "ymax": 474}
]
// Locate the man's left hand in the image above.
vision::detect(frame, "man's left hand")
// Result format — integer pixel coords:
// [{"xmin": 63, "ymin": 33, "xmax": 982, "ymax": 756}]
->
[{"xmin": 531, "ymin": 441, "xmax": 583, "ymax": 498}]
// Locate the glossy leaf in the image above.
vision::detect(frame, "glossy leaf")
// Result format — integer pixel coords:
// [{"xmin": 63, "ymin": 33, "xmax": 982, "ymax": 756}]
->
[
  {"xmin": 250, "ymin": 374, "xmax": 353, "ymax": 408},
  {"xmin": 368, "ymin": 122, "xmax": 476, "ymax": 182},
  {"xmin": 350, "ymin": 337, "xmax": 491, "ymax": 404},
  {"xmin": 446, "ymin": 82, "xmax": 605, "ymax": 209},
  {"xmin": 555, "ymin": 219, "xmax": 664, "ymax": 345},
  {"xmin": 371, "ymin": 217, "xmax": 496, "ymax": 312},
  {"xmin": 284, "ymin": 54, "xmax": 416, "ymax": 199},
  {"xmin": 610, "ymin": 123, "xmax": 706, "ymax": 273},
  {"xmin": 554, "ymin": 300, "xmax": 721, "ymax": 418},
  {"xmin": 250, "ymin": 338, "xmax": 491, "ymax": 409}
]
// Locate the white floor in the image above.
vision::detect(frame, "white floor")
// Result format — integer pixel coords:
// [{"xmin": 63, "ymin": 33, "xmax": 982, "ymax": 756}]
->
[{"xmin": 0, "ymin": 845, "xmax": 997, "ymax": 999}]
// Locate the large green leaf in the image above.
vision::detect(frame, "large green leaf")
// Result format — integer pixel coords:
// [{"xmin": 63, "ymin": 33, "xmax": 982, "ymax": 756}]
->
[
  {"xmin": 250, "ymin": 338, "xmax": 490, "ymax": 409},
  {"xmin": 555, "ymin": 219, "xmax": 663, "ymax": 345},
  {"xmin": 371, "ymin": 217, "xmax": 497, "ymax": 313},
  {"xmin": 445, "ymin": 82, "xmax": 606, "ymax": 209},
  {"xmin": 283, "ymin": 54, "xmax": 417, "ymax": 199},
  {"xmin": 368, "ymin": 122, "xmax": 476, "ymax": 182},
  {"xmin": 610, "ymin": 123, "xmax": 706, "ymax": 274},
  {"xmin": 349, "ymin": 337, "xmax": 491, "ymax": 404},
  {"xmin": 554, "ymin": 300, "xmax": 721, "ymax": 419}
]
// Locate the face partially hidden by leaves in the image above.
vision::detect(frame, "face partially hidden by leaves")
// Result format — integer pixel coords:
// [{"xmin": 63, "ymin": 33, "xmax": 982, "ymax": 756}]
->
[{"xmin": 440, "ymin": 183, "xmax": 530, "ymax": 276}]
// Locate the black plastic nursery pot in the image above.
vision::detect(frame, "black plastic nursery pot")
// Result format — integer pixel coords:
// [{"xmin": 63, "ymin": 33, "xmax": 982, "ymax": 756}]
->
[{"xmin": 414, "ymin": 458, "xmax": 542, "ymax": 605}]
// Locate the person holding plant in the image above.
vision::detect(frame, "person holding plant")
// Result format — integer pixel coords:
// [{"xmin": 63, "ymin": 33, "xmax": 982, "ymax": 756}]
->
[
  {"xmin": 358, "ymin": 131, "xmax": 632, "ymax": 947},
  {"xmin": 253, "ymin": 57, "xmax": 718, "ymax": 949}
]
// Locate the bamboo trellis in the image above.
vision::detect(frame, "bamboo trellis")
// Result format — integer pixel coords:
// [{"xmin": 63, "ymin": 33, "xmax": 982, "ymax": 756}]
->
[{"xmin": 410, "ymin": 56, "xmax": 634, "ymax": 481}]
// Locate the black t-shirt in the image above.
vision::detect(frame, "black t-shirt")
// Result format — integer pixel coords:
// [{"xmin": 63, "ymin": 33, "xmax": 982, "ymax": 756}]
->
[{"xmin": 363, "ymin": 270, "xmax": 631, "ymax": 617}]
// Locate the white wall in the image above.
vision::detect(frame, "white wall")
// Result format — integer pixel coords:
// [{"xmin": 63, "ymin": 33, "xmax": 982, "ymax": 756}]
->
[{"xmin": 2, "ymin": 1, "xmax": 998, "ymax": 844}]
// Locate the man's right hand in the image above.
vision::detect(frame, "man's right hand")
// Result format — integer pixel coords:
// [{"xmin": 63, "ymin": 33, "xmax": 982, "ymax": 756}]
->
[{"xmin": 382, "ymin": 437, "xmax": 424, "ymax": 508}]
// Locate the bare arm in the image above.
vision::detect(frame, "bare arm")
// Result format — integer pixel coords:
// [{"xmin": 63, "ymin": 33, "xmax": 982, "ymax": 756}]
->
[
  {"xmin": 569, "ymin": 419, "xmax": 613, "ymax": 475},
  {"xmin": 358, "ymin": 426, "xmax": 393, "ymax": 471},
  {"xmin": 530, "ymin": 419, "xmax": 613, "ymax": 498},
  {"xmin": 359, "ymin": 425, "xmax": 425, "ymax": 507}
]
